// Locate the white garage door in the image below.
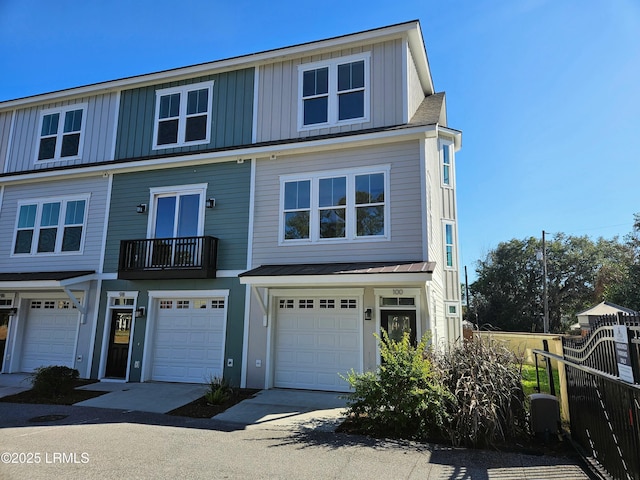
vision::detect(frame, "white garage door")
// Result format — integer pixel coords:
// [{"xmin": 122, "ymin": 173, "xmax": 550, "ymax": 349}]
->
[
  {"xmin": 274, "ymin": 296, "xmax": 360, "ymax": 392},
  {"xmin": 21, "ymin": 299, "xmax": 79, "ymax": 372},
  {"xmin": 151, "ymin": 298, "xmax": 226, "ymax": 383}
]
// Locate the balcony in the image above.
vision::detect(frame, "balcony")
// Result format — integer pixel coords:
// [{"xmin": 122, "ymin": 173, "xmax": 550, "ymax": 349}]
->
[{"xmin": 118, "ymin": 236, "xmax": 218, "ymax": 280}]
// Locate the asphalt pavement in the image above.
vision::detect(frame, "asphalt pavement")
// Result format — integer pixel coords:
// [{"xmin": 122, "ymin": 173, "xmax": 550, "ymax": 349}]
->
[{"xmin": 0, "ymin": 401, "xmax": 593, "ymax": 480}]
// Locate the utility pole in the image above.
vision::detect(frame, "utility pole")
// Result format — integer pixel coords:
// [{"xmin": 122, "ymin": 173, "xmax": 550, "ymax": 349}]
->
[{"xmin": 542, "ymin": 230, "xmax": 550, "ymax": 333}]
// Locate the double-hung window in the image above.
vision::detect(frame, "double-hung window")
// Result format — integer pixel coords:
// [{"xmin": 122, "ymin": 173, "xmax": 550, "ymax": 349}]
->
[
  {"xmin": 37, "ymin": 105, "xmax": 86, "ymax": 161},
  {"xmin": 299, "ymin": 53, "xmax": 370, "ymax": 130},
  {"xmin": 153, "ymin": 81, "xmax": 213, "ymax": 149},
  {"xmin": 281, "ymin": 167, "xmax": 388, "ymax": 243},
  {"xmin": 13, "ymin": 196, "xmax": 89, "ymax": 255}
]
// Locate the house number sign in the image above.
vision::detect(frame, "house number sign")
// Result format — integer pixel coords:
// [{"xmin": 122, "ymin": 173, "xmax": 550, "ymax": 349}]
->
[{"xmin": 392, "ymin": 289, "xmax": 403, "ymax": 295}]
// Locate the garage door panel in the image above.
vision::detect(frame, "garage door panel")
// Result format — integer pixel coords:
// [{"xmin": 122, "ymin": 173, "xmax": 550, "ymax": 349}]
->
[
  {"xmin": 20, "ymin": 302, "xmax": 78, "ymax": 372},
  {"xmin": 151, "ymin": 298, "xmax": 226, "ymax": 383},
  {"xmin": 274, "ymin": 297, "xmax": 360, "ymax": 392}
]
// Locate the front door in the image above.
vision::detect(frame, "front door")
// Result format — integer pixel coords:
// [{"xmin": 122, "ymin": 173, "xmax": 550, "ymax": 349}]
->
[
  {"xmin": 105, "ymin": 310, "xmax": 132, "ymax": 378},
  {"xmin": 381, "ymin": 310, "xmax": 417, "ymax": 345}
]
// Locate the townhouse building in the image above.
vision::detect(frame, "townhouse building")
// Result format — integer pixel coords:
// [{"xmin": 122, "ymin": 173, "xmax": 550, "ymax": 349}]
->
[{"xmin": 0, "ymin": 20, "xmax": 461, "ymax": 392}]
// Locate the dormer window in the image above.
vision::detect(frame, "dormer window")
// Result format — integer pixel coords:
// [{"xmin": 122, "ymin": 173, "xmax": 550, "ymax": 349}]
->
[
  {"xmin": 37, "ymin": 105, "xmax": 86, "ymax": 161},
  {"xmin": 153, "ymin": 81, "xmax": 214, "ymax": 149},
  {"xmin": 298, "ymin": 53, "xmax": 370, "ymax": 130}
]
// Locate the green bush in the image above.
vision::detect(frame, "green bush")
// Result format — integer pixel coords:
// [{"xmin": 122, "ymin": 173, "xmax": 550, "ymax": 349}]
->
[
  {"xmin": 342, "ymin": 331, "xmax": 452, "ymax": 440},
  {"xmin": 29, "ymin": 365, "xmax": 79, "ymax": 398},
  {"xmin": 431, "ymin": 337, "xmax": 528, "ymax": 448},
  {"xmin": 204, "ymin": 376, "xmax": 232, "ymax": 405}
]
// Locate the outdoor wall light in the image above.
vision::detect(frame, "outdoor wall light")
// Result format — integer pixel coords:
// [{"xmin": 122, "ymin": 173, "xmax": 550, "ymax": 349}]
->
[
  {"xmin": 364, "ymin": 308, "xmax": 373, "ymax": 321},
  {"xmin": 7, "ymin": 307, "xmax": 17, "ymax": 315},
  {"xmin": 136, "ymin": 203, "xmax": 147, "ymax": 214},
  {"xmin": 205, "ymin": 198, "xmax": 216, "ymax": 209},
  {"xmin": 135, "ymin": 306, "xmax": 146, "ymax": 318}
]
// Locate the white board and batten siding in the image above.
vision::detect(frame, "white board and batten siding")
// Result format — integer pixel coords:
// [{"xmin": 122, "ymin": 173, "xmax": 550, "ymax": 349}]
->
[
  {"xmin": 255, "ymin": 39, "xmax": 405, "ymax": 143},
  {"xmin": 4, "ymin": 92, "xmax": 119, "ymax": 173},
  {"xmin": 251, "ymin": 141, "xmax": 425, "ymax": 267},
  {"xmin": 0, "ymin": 176, "xmax": 109, "ymax": 273},
  {"xmin": 0, "ymin": 111, "xmax": 14, "ymax": 173}
]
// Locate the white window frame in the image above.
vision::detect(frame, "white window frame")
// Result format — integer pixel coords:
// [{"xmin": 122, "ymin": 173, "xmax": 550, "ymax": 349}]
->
[
  {"xmin": 440, "ymin": 140, "xmax": 454, "ymax": 188},
  {"xmin": 445, "ymin": 301, "xmax": 459, "ymax": 317},
  {"xmin": 146, "ymin": 183, "xmax": 208, "ymax": 238},
  {"xmin": 279, "ymin": 165, "xmax": 390, "ymax": 244},
  {"xmin": 35, "ymin": 104, "xmax": 87, "ymax": 162},
  {"xmin": 152, "ymin": 81, "xmax": 214, "ymax": 150},
  {"xmin": 297, "ymin": 53, "xmax": 371, "ymax": 131},
  {"xmin": 443, "ymin": 220, "xmax": 456, "ymax": 270},
  {"xmin": 11, "ymin": 194, "xmax": 90, "ymax": 256}
]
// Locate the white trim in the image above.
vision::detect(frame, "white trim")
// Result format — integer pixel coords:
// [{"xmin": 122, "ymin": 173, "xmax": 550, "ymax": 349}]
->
[
  {"xmin": 98, "ymin": 174, "xmax": 113, "ymax": 274},
  {"xmin": 252, "ymin": 69, "xmax": 259, "ymax": 144},
  {"xmin": 151, "ymin": 80, "xmax": 214, "ymax": 150},
  {"xmin": 439, "ymin": 138, "xmax": 454, "ymax": 189},
  {"xmin": 402, "ymin": 38, "xmax": 409, "ymax": 124},
  {"xmin": 0, "ymin": 273, "xmax": 97, "ymax": 290},
  {"xmin": 374, "ymin": 287, "xmax": 423, "ymax": 364},
  {"xmin": 4, "ymin": 110, "xmax": 16, "ymax": 173},
  {"xmin": 278, "ymin": 164, "xmax": 390, "ymax": 244},
  {"xmin": 147, "ymin": 289, "xmax": 229, "ymax": 299},
  {"xmin": 0, "ymin": 125, "xmax": 444, "ymax": 185},
  {"xmin": 11, "ymin": 193, "xmax": 91, "ymax": 257},
  {"xmin": 240, "ymin": 283, "xmax": 252, "ymax": 388},
  {"xmin": 419, "ymin": 139, "xmax": 428, "ymax": 260},
  {"xmin": 34, "ymin": 103, "xmax": 88, "ymax": 163},
  {"xmin": 98, "ymin": 290, "xmax": 139, "ymax": 381},
  {"xmin": 109, "ymin": 91, "xmax": 121, "ymax": 160},
  {"xmin": 445, "ymin": 301, "xmax": 459, "ymax": 317},
  {"xmin": 442, "ymin": 220, "xmax": 456, "ymax": 270},
  {"xmin": 0, "ymin": 21, "xmax": 426, "ymax": 111},
  {"xmin": 146, "ymin": 183, "xmax": 208, "ymax": 239},
  {"xmin": 297, "ymin": 52, "xmax": 371, "ymax": 131},
  {"xmin": 246, "ymin": 159, "xmax": 256, "ymax": 270}
]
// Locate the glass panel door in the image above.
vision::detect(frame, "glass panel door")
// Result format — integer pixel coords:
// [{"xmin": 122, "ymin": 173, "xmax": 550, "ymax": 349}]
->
[
  {"xmin": 381, "ymin": 310, "xmax": 417, "ymax": 345},
  {"xmin": 152, "ymin": 193, "xmax": 201, "ymax": 267}
]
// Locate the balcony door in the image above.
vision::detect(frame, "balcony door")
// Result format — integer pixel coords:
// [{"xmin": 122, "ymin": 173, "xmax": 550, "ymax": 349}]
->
[{"xmin": 150, "ymin": 186, "xmax": 205, "ymax": 268}]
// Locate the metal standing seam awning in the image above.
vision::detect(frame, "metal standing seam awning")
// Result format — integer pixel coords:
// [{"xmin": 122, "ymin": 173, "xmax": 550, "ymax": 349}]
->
[
  {"xmin": 0, "ymin": 271, "xmax": 96, "ymax": 314},
  {"xmin": 239, "ymin": 261, "xmax": 435, "ymax": 320}
]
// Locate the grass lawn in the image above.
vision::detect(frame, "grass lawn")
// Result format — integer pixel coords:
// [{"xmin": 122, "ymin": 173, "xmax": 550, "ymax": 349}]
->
[{"xmin": 521, "ymin": 363, "xmax": 560, "ymax": 398}]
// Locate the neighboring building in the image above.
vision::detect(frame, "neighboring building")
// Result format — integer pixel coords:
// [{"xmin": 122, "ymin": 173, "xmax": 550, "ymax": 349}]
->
[
  {"xmin": 576, "ymin": 302, "xmax": 638, "ymax": 333},
  {"xmin": 0, "ymin": 20, "xmax": 462, "ymax": 392}
]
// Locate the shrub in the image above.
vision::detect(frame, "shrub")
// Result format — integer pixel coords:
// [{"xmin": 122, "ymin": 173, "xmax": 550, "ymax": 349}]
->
[
  {"xmin": 430, "ymin": 337, "xmax": 528, "ymax": 448},
  {"xmin": 204, "ymin": 376, "xmax": 232, "ymax": 405},
  {"xmin": 342, "ymin": 331, "xmax": 452, "ymax": 440},
  {"xmin": 29, "ymin": 365, "xmax": 79, "ymax": 398}
]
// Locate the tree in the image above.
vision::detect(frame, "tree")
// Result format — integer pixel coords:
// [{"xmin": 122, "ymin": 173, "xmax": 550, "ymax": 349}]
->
[
  {"xmin": 603, "ymin": 213, "xmax": 640, "ymax": 310},
  {"xmin": 471, "ymin": 233, "xmax": 633, "ymax": 333}
]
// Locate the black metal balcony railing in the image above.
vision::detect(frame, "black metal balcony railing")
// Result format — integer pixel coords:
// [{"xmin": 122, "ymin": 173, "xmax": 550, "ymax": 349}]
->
[{"xmin": 118, "ymin": 236, "xmax": 218, "ymax": 280}]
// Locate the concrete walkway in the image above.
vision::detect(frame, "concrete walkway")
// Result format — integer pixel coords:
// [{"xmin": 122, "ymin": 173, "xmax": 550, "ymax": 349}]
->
[
  {"xmin": 0, "ymin": 372, "xmax": 32, "ymax": 398},
  {"xmin": 74, "ymin": 381, "xmax": 208, "ymax": 413}
]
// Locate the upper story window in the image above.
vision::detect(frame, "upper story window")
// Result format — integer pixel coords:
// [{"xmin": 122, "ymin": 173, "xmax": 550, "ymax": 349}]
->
[
  {"xmin": 37, "ymin": 105, "xmax": 87, "ymax": 161},
  {"xmin": 444, "ymin": 222, "xmax": 455, "ymax": 268},
  {"xmin": 13, "ymin": 196, "xmax": 89, "ymax": 255},
  {"xmin": 281, "ymin": 166, "xmax": 388, "ymax": 243},
  {"xmin": 441, "ymin": 142, "xmax": 453, "ymax": 187},
  {"xmin": 298, "ymin": 53, "xmax": 370, "ymax": 130},
  {"xmin": 153, "ymin": 81, "xmax": 213, "ymax": 150}
]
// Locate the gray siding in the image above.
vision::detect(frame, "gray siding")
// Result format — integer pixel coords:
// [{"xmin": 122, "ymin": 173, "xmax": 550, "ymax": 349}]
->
[
  {"xmin": 0, "ymin": 176, "xmax": 109, "ymax": 272},
  {"xmin": 251, "ymin": 141, "xmax": 424, "ymax": 266},
  {"xmin": 5, "ymin": 93, "xmax": 119, "ymax": 173},
  {"xmin": 114, "ymin": 69, "xmax": 254, "ymax": 160},
  {"xmin": 0, "ymin": 111, "xmax": 13, "ymax": 173},
  {"xmin": 103, "ymin": 160, "xmax": 251, "ymax": 273},
  {"xmin": 256, "ymin": 39, "xmax": 404, "ymax": 143}
]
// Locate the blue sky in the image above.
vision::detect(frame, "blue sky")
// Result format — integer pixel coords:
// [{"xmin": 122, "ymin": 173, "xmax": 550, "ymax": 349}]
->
[{"xmin": 1, "ymin": 0, "xmax": 639, "ymax": 281}]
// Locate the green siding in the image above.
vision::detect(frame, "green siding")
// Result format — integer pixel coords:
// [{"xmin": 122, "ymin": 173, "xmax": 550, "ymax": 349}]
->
[
  {"xmin": 103, "ymin": 161, "xmax": 251, "ymax": 273},
  {"xmin": 92, "ymin": 277, "xmax": 246, "ymax": 386},
  {"xmin": 114, "ymin": 69, "xmax": 254, "ymax": 159}
]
